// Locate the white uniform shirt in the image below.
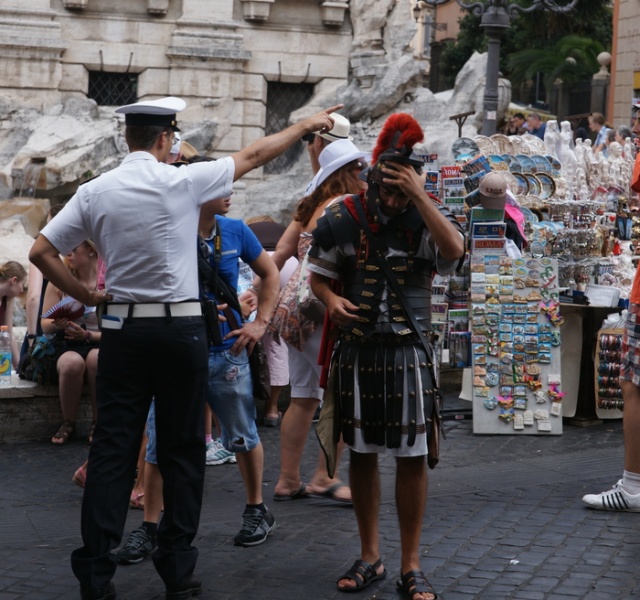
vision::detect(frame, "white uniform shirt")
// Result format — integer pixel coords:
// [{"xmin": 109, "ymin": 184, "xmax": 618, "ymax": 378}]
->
[{"xmin": 41, "ymin": 152, "xmax": 234, "ymax": 303}]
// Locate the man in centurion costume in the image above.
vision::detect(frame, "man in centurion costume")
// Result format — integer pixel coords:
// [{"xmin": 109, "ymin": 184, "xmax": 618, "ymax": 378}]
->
[{"xmin": 307, "ymin": 113, "xmax": 465, "ymax": 600}]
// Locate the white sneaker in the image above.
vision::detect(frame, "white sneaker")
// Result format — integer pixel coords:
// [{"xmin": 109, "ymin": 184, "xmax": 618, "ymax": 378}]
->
[
  {"xmin": 206, "ymin": 439, "xmax": 237, "ymax": 466},
  {"xmin": 582, "ymin": 479, "xmax": 640, "ymax": 512}
]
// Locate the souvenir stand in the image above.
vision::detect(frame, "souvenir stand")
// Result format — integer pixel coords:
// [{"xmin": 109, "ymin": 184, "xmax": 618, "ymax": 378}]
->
[{"xmin": 426, "ymin": 122, "xmax": 638, "ymax": 430}]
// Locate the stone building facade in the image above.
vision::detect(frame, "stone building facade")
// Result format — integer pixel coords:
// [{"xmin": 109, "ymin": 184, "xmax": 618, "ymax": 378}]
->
[
  {"xmin": 610, "ymin": 0, "xmax": 640, "ymax": 128},
  {"xmin": 0, "ymin": 0, "xmax": 354, "ymax": 192}
]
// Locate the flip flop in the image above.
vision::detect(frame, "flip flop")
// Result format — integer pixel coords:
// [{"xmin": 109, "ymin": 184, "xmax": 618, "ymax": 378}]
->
[
  {"xmin": 263, "ymin": 412, "xmax": 282, "ymax": 427},
  {"xmin": 273, "ymin": 483, "xmax": 310, "ymax": 502},
  {"xmin": 309, "ymin": 482, "xmax": 353, "ymax": 506}
]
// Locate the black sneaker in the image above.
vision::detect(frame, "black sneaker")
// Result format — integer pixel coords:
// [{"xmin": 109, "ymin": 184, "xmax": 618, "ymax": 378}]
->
[
  {"xmin": 80, "ymin": 581, "xmax": 117, "ymax": 600},
  {"xmin": 117, "ymin": 525, "xmax": 157, "ymax": 565},
  {"xmin": 165, "ymin": 577, "xmax": 202, "ymax": 599},
  {"xmin": 233, "ymin": 507, "xmax": 276, "ymax": 547}
]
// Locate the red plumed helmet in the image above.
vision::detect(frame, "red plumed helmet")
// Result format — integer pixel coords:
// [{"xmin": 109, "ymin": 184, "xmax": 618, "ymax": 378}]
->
[
  {"xmin": 365, "ymin": 113, "xmax": 424, "ymax": 186},
  {"xmin": 371, "ymin": 113, "xmax": 424, "ymax": 165}
]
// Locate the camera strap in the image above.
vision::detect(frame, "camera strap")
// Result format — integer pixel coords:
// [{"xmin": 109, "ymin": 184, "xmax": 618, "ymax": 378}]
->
[{"xmin": 197, "ymin": 224, "xmax": 243, "ymax": 317}]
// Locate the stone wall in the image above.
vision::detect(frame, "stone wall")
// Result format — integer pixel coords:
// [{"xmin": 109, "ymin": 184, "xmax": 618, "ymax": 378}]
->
[
  {"xmin": 0, "ymin": 377, "xmax": 93, "ymax": 444},
  {"xmin": 0, "ymin": 0, "xmax": 353, "ymax": 199},
  {"xmin": 611, "ymin": 0, "xmax": 640, "ymax": 126}
]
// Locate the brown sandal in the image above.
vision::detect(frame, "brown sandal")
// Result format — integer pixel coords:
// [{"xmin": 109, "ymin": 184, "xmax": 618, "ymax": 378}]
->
[{"xmin": 51, "ymin": 420, "xmax": 75, "ymax": 445}]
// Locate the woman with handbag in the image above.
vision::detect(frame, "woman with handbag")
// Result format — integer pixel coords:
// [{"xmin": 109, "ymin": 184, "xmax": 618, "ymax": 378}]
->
[
  {"xmin": 253, "ymin": 139, "xmax": 367, "ymax": 504},
  {"xmin": 20, "ymin": 204, "xmax": 65, "ymax": 369},
  {"xmin": 0, "ymin": 260, "xmax": 27, "ymax": 371},
  {"xmin": 42, "ymin": 240, "xmax": 101, "ymax": 445}
]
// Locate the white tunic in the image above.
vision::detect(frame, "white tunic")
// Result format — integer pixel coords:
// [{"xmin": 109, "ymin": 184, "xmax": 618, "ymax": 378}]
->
[{"xmin": 41, "ymin": 152, "xmax": 234, "ymax": 303}]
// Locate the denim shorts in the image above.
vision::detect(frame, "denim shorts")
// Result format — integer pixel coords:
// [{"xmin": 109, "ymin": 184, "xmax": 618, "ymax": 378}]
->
[
  {"xmin": 145, "ymin": 401, "xmax": 158, "ymax": 465},
  {"xmin": 206, "ymin": 348, "xmax": 260, "ymax": 453}
]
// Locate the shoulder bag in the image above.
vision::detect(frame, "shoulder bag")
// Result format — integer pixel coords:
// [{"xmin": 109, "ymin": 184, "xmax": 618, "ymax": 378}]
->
[{"xmin": 296, "ymin": 250, "xmax": 326, "ymax": 324}]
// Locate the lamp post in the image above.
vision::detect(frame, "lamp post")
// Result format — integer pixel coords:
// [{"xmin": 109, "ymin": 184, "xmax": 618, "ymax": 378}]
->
[{"xmin": 417, "ymin": 0, "xmax": 577, "ymax": 136}]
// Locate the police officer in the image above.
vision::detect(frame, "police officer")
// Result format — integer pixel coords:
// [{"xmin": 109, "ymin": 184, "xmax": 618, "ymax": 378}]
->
[{"xmin": 29, "ymin": 96, "xmax": 341, "ymax": 600}]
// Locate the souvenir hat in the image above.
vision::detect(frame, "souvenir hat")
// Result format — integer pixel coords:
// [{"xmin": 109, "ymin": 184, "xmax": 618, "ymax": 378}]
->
[
  {"xmin": 115, "ymin": 96, "xmax": 186, "ymax": 131},
  {"xmin": 478, "ymin": 171, "xmax": 507, "ymax": 209},
  {"xmin": 309, "ymin": 139, "xmax": 367, "ymax": 192},
  {"xmin": 318, "ymin": 113, "xmax": 353, "ymax": 142},
  {"xmin": 179, "ymin": 141, "xmax": 199, "ymax": 160}
]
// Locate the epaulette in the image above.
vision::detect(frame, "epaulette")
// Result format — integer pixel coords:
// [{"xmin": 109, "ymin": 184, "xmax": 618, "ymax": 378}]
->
[{"xmin": 313, "ymin": 199, "xmax": 360, "ymax": 250}]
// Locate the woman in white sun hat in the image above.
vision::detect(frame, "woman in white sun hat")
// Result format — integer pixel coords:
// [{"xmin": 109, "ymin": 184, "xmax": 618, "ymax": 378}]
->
[{"xmin": 250, "ymin": 138, "xmax": 369, "ymax": 505}]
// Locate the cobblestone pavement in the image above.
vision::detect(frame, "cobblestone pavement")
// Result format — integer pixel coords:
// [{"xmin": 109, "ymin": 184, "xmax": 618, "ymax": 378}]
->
[{"xmin": 1, "ymin": 396, "xmax": 638, "ymax": 600}]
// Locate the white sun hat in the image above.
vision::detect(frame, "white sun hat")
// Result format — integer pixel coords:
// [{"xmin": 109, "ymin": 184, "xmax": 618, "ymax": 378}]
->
[{"xmin": 308, "ymin": 139, "xmax": 368, "ymax": 193}]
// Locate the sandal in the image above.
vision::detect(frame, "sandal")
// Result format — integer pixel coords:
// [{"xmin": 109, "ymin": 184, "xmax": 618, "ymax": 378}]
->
[
  {"xmin": 130, "ymin": 492, "xmax": 145, "ymax": 510},
  {"xmin": 263, "ymin": 412, "xmax": 282, "ymax": 427},
  {"xmin": 396, "ymin": 570, "xmax": 438, "ymax": 600},
  {"xmin": 336, "ymin": 558, "xmax": 386, "ymax": 592},
  {"xmin": 51, "ymin": 420, "xmax": 75, "ymax": 445}
]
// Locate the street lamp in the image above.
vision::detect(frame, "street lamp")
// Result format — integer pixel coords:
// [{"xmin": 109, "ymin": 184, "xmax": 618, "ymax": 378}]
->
[
  {"xmin": 413, "ymin": 1, "xmax": 428, "ymax": 22},
  {"xmin": 420, "ymin": 0, "xmax": 578, "ymax": 135}
]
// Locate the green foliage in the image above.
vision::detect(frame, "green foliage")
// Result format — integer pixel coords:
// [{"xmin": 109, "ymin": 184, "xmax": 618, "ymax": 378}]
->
[
  {"xmin": 507, "ymin": 35, "xmax": 605, "ymax": 93},
  {"xmin": 438, "ymin": 0, "xmax": 612, "ymax": 94}
]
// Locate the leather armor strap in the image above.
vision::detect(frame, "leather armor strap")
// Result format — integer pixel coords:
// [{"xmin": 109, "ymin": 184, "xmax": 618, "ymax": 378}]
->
[{"xmin": 338, "ymin": 343, "xmax": 357, "ymax": 446}]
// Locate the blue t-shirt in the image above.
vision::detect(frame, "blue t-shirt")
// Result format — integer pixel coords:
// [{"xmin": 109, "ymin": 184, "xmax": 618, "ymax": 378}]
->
[{"xmin": 201, "ymin": 216, "xmax": 263, "ymax": 351}]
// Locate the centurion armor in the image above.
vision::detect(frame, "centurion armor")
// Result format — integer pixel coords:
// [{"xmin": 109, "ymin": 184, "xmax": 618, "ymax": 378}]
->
[{"xmin": 311, "ymin": 193, "xmax": 454, "ymax": 449}]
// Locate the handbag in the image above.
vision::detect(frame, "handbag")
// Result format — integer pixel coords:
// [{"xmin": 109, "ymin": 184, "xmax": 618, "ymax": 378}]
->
[
  {"xmin": 296, "ymin": 251, "xmax": 326, "ymax": 324},
  {"xmin": 353, "ymin": 196, "xmax": 444, "ymax": 469},
  {"xmin": 18, "ymin": 334, "xmax": 61, "ymax": 386}
]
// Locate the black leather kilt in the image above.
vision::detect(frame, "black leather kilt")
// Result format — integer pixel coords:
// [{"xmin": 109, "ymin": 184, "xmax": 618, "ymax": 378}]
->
[{"xmin": 332, "ymin": 333, "xmax": 437, "ymax": 450}]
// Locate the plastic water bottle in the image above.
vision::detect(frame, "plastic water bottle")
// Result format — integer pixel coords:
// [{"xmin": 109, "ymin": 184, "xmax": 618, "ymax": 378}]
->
[{"xmin": 0, "ymin": 325, "xmax": 12, "ymax": 384}]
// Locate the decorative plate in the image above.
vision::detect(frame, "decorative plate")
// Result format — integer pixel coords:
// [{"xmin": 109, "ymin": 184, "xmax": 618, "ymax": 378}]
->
[
  {"xmin": 536, "ymin": 172, "xmax": 556, "ymax": 200},
  {"xmin": 524, "ymin": 173, "xmax": 542, "ymax": 196},
  {"xmin": 487, "ymin": 154, "xmax": 509, "ymax": 170},
  {"xmin": 545, "ymin": 155, "xmax": 562, "ymax": 174},
  {"xmin": 531, "ymin": 155, "xmax": 552, "ymax": 173},
  {"xmin": 519, "ymin": 206, "xmax": 540, "ymax": 223},
  {"xmin": 509, "ymin": 136, "xmax": 529, "ymax": 155},
  {"xmin": 512, "ymin": 172, "xmax": 529, "ymax": 196},
  {"xmin": 515, "ymin": 154, "xmax": 537, "ymax": 173},
  {"xmin": 521, "ymin": 133, "xmax": 546, "ymax": 154},
  {"xmin": 490, "ymin": 134, "xmax": 514, "ymax": 155},
  {"xmin": 501, "ymin": 171, "xmax": 519, "ymax": 195},
  {"xmin": 452, "ymin": 137, "xmax": 480, "ymax": 160},
  {"xmin": 473, "ymin": 135, "xmax": 497, "ymax": 156},
  {"xmin": 504, "ymin": 155, "xmax": 522, "ymax": 172}
]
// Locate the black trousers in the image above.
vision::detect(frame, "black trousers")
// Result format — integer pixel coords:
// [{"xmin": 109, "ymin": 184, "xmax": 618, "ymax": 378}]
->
[{"xmin": 70, "ymin": 316, "xmax": 208, "ymax": 593}]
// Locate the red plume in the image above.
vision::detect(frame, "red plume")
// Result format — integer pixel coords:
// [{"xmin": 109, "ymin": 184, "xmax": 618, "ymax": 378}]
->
[{"xmin": 371, "ymin": 113, "xmax": 424, "ymax": 164}]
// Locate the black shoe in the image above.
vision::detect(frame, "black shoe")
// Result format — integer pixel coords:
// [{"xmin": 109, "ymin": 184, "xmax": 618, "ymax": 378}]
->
[
  {"xmin": 165, "ymin": 577, "xmax": 202, "ymax": 600},
  {"xmin": 117, "ymin": 525, "xmax": 157, "ymax": 565},
  {"xmin": 233, "ymin": 506, "xmax": 276, "ymax": 547},
  {"xmin": 80, "ymin": 581, "xmax": 117, "ymax": 600}
]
